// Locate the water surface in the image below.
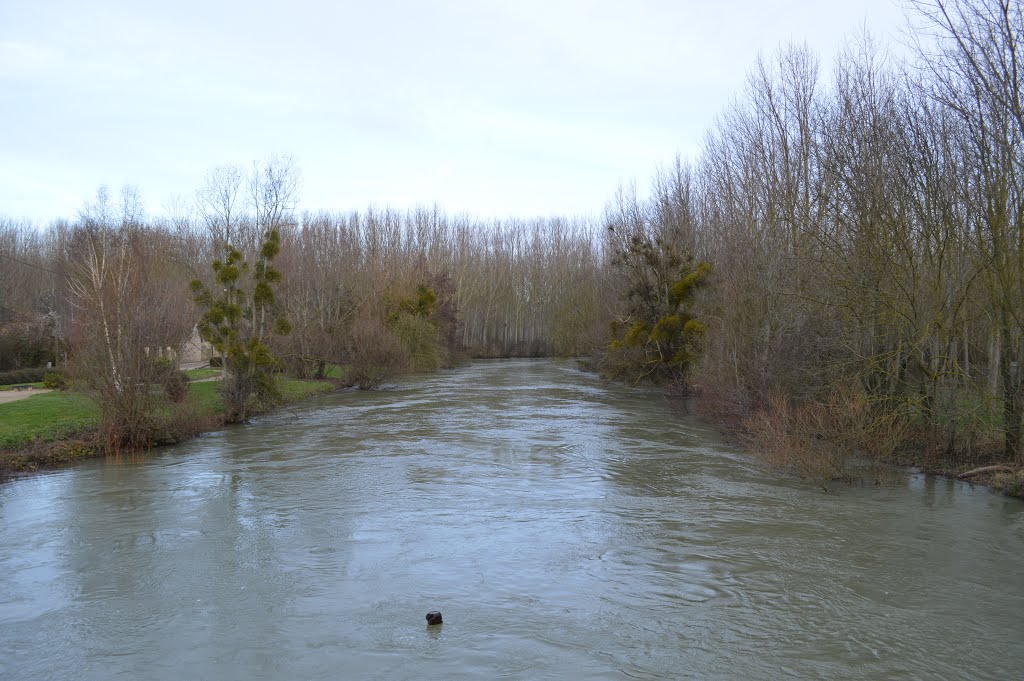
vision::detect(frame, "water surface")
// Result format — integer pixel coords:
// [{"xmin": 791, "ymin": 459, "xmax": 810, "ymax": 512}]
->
[{"xmin": 2, "ymin": 360, "xmax": 1022, "ymax": 679}]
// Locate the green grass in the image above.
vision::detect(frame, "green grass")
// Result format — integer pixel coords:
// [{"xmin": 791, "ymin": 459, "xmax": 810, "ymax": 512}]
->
[
  {"xmin": 185, "ymin": 377, "xmax": 333, "ymax": 414},
  {"xmin": 0, "ymin": 375, "xmax": 335, "ymax": 455},
  {"xmin": 185, "ymin": 368, "xmax": 222, "ymax": 381},
  {"xmin": 278, "ymin": 377, "xmax": 334, "ymax": 401},
  {"xmin": 0, "ymin": 392, "xmax": 101, "ymax": 450},
  {"xmin": 323, "ymin": 364, "xmax": 349, "ymax": 379},
  {"xmin": 187, "ymin": 380, "xmax": 225, "ymax": 413},
  {"xmin": 0, "ymin": 382, "xmax": 45, "ymax": 391}
]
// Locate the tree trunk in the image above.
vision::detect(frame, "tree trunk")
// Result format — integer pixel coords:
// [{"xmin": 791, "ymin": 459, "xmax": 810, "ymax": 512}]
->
[
  {"xmin": 990, "ymin": 324, "xmax": 1001, "ymax": 398},
  {"xmin": 999, "ymin": 313, "xmax": 1022, "ymax": 463}
]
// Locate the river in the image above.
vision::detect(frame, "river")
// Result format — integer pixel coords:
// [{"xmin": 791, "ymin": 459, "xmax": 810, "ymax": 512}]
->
[{"xmin": 1, "ymin": 359, "xmax": 1022, "ymax": 679}]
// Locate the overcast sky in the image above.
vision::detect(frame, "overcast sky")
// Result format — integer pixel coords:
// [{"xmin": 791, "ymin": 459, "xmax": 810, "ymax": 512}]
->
[{"xmin": 0, "ymin": 0, "xmax": 908, "ymax": 223}]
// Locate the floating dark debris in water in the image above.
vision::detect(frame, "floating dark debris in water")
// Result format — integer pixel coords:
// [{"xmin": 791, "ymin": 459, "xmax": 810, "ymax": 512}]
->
[{"xmin": 426, "ymin": 611, "xmax": 443, "ymax": 625}]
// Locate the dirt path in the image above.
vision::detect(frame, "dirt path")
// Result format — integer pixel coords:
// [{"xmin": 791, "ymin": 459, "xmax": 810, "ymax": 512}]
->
[
  {"xmin": 0, "ymin": 375, "xmax": 219, "ymax": 404},
  {"xmin": 0, "ymin": 388, "xmax": 52, "ymax": 404}
]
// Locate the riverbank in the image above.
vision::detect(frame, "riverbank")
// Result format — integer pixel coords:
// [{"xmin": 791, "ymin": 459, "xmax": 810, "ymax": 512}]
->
[
  {"xmin": 686, "ymin": 387, "xmax": 1024, "ymax": 499},
  {"xmin": 0, "ymin": 376, "xmax": 337, "ymax": 478},
  {"xmin": 890, "ymin": 447, "xmax": 1024, "ymax": 499},
  {"xmin": 582, "ymin": 359, "xmax": 1024, "ymax": 499}
]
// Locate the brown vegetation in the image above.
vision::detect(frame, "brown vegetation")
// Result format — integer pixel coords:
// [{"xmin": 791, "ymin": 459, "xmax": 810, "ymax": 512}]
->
[
  {"xmin": 2, "ymin": 0, "xmax": 1022, "ymax": 491},
  {"xmin": 62, "ymin": 187, "xmax": 195, "ymax": 450},
  {"xmin": 594, "ymin": 0, "xmax": 1024, "ymax": 489}
]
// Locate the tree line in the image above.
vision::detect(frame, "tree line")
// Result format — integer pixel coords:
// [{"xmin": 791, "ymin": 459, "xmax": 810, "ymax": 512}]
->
[
  {"xmin": 598, "ymin": 0, "xmax": 1024, "ymax": 478},
  {"xmin": 0, "ymin": 159, "xmax": 608, "ymax": 439},
  {"xmin": 1, "ymin": 0, "xmax": 1021, "ymax": 480}
]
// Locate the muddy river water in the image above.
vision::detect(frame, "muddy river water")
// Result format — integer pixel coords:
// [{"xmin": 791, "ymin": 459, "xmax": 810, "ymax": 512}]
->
[{"xmin": 2, "ymin": 359, "xmax": 1022, "ymax": 679}]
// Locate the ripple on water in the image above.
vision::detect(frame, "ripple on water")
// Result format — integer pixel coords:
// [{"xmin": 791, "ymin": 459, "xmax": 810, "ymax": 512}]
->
[{"xmin": 1, "ymin": 359, "xmax": 1023, "ymax": 680}]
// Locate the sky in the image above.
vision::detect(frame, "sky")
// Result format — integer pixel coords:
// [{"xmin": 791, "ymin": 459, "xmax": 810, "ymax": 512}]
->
[{"xmin": 0, "ymin": 0, "xmax": 909, "ymax": 223}]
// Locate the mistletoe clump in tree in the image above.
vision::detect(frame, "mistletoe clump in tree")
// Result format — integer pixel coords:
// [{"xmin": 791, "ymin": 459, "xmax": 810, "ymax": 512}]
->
[
  {"xmin": 604, "ymin": 221, "xmax": 711, "ymax": 385},
  {"xmin": 191, "ymin": 228, "xmax": 291, "ymax": 421},
  {"xmin": 190, "ymin": 159, "xmax": 297, "ymax": 422}
]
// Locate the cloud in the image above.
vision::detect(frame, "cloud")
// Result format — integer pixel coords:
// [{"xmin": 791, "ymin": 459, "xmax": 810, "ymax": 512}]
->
[
  {"xmin": 0, "ymin": 41, "xmax": 64, "ymax": 79},
  {"xmin": 0, "ymin": 0, "xmax": 910, "ymax": 222}
]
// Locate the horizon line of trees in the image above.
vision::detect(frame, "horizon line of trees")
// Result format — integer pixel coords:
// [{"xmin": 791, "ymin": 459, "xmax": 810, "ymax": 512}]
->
[
  {"xmin": 2, "ymin": 0, "xmax": 1021, "ymax": 478},
  {"xmin": 0, "ymin": 169, "xmax": 610, "ymax": 402}
]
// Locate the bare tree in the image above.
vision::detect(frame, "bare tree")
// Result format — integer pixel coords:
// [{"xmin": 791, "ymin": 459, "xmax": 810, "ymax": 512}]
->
[
  {"xmin": 910, "ymin": 0, "xmax": 1024, "ymax": 461},
  {"xmin": 63, "ymin": 186, "xmax": 192, "ymax": 447}
]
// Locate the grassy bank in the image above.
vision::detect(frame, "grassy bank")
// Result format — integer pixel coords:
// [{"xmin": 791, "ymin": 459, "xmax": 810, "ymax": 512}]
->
[
  {"xmin": 0, "ymin": 376, "xmax": 336, "ymax": 476},
  {"xmin": 0, "ymin": 391, "xmax": 101, "ymax": 450}
]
